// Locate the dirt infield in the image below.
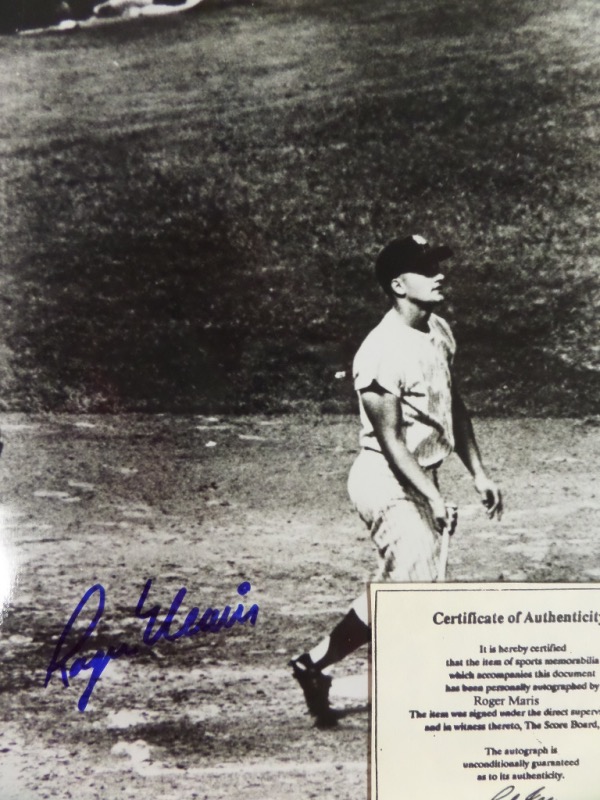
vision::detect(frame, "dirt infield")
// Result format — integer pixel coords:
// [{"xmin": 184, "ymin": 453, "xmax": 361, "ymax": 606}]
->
[{"xmin": 0, "ymin": 413, "xmax": 598, "ymax": 799}]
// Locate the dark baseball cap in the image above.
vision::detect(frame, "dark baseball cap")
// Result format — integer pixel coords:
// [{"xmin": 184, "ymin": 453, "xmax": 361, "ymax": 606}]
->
[{"xmin": 375, "ymin": 235, "xmax": 453, "ymax": 293}]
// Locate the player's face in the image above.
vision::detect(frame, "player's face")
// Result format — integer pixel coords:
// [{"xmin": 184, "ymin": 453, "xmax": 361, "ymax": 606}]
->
[{"xmin": 394, "ymin": 268, "xmax": 446, "ymax": 306}]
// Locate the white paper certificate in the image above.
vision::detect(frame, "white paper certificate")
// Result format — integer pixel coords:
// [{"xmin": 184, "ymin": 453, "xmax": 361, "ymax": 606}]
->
[{"xmin": 371, "ymin": 583, "xmax": 600, "ymax": 800}]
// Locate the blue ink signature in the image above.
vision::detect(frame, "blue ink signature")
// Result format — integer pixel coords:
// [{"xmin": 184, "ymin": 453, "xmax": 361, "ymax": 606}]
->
[
  {"xmin": 44, "ymin": 579, "xmax": 259, "ymax": 711},
  {"xmin": 491, "ymin": 786, "xmax": 555, "ymax": 800}
]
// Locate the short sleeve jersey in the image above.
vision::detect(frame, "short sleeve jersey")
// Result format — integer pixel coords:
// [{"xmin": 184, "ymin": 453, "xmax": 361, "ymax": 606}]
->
[{"xmin": 352, "ymin": 309, "xmax": 456, "ymax": 467}]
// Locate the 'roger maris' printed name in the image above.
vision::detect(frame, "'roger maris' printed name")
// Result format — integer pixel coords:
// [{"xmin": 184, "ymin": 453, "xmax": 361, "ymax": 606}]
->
[{"xmin": 44, "ymin": 579, "xmax": 259, "ymax": 711}]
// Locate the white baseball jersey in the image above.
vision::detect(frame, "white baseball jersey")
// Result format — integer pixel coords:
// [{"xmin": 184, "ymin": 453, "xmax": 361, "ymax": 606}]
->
[{"xmin": 352, "ymin": 308, "xmax": 456, "ymax": 468}]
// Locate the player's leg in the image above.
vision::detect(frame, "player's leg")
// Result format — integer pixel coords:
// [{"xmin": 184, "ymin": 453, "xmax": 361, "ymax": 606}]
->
[
  {"xmin": 371, "ymin": 494, "xmax": 439, "ymax": 582},
  {"xmin": 288, "ymin": 593, "xmax": 369, "ymax": 727},
  {"xmin": 289, "ymin": 495, "xmax": 439, "ymax": 724},
  {"xmin": 289, "ymin": 452, "xmax": 437, "ymax": 725},
  {"xmin": 302, "ymin": 592, "xmax": 370, "ymax": 670},
  {"xmin": 294, "ymin": 497, "xmax": 438, "ymax": 675}
]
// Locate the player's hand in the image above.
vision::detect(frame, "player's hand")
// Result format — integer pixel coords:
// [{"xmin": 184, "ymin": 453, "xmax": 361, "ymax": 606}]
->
[
  {"xmin": 428, "ymin": 493, "xmax": 450, "ymax": 534},
  {"xmin": 474, "ymin": 474, "xmax": 502, "ymax": 520}
]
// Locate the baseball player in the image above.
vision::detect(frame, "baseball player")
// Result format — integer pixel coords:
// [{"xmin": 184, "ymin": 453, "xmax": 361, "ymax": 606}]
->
[{"xmin": 290, "ymin": 234, "xmax": 502, "ymax": 726}]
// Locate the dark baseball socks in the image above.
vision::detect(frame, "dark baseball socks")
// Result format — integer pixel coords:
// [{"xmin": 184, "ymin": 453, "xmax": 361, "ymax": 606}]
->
[{"xmin": 305, "ymin": 608, "xmax": 371, "ymax": 671}]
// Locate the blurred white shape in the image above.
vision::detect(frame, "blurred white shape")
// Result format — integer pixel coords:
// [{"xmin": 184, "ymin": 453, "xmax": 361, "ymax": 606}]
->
[
  {"xmin": 110, "ymin": 738, "xmax": 152, "ymax": 762},
  {"xmin": 0, "ymin": 505, "xmax": 18, "ymax": 625},
  {"xmin": 93, "ymin": 0, "xmax": 203, "ymax": 19},
  {"xmin": 0, "ymin": 423, "xmax": 40, "ymax": 431},
  {"xmin": 334, "ymin": 371, "xmax": 346, "ymax": 380},
  {"xmin": 68, "ymin": 480, "xmax": 95, "ymax": 490},
  {"xmin": 329, "ymin": 672, "xmax": 369, "ymax": 704},
  {"xmin": 117, "ymin": 466, "xmax": 138, "ymax": 475},
  {"xmin": 8, "ymin": 634, "xmax": 33, "ymax": 645},
  {"xmin": 104, "ymin": 466, "xmax": 138, "ymax": 476},
  {"xmin": 205, "ymin": 441, "xmax": 217, "ymax": 448},
  {"xmin": 195, "ymin": 424, "xmax": 231, "ymax": 431},
  {"xmin": 106, "ymin": 709, "xmax": 158, "ymax": 729}
]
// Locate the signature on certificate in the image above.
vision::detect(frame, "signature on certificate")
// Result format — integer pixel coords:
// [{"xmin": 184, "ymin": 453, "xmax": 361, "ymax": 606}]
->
[
  {"xmin": 491, "ymin": 786, "xmax": 555, "ymax": 800},
  {"xmin": 44, "ymin": 579, "xmax": 259, "ymax": 711}
]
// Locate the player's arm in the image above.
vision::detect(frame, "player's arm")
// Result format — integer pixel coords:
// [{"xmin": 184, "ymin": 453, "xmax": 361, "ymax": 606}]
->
[
  {"xmin": 452, "ymin": 386, "xmax": 503, "ymax": 519},
  {"xmin": 361, "ymin": 385, "xmax": 448, "ymax": 532}
]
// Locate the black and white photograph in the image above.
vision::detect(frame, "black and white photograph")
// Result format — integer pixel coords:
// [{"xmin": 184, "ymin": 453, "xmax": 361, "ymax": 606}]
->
[{"xmin": 0, "ymin": 0, "xmax": 598, "ymax": 798}]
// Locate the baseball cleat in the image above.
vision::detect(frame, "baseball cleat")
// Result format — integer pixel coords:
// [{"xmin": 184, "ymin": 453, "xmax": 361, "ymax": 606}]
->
[{"xmin": 289, "ymin": 654, "xmax": 339, "ymax": 728}]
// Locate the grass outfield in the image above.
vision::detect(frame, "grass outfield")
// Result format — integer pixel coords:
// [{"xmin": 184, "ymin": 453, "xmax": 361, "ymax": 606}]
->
[{"xmin": 0, "ymin": 0, "xmax": 598, "ymax": 414}]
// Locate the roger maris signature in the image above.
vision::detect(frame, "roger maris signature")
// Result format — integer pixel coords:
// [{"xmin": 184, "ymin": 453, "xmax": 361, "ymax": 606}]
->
[
  {"xmin": 491, "ymin": 786, "xmax": 555, "ymax": 800},
  {"xmin": 44, "ymin": 578, "xmax": 259, "ymax": 711}
]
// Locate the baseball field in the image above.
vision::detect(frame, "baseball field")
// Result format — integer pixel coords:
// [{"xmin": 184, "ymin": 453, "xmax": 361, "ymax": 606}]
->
[
  {"xmin": 0, "ymin": 0, "xmax": 598, "ymax": 798},
  {"xmin": 0, "ymin": 0, "xmax": 598, "ymax": 415},
  {"xmin": 0, "ymin": 413, "xmax": 599, "ymax": 799}
]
